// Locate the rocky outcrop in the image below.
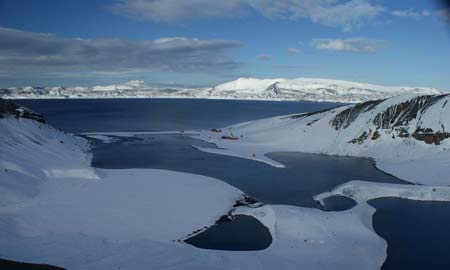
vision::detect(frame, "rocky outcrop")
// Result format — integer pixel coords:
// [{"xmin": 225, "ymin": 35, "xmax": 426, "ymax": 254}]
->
[
  {"xmin": 412, "ymin": 128, "xmax": 450, "ymax": 145},
  {"xmin": 333, "ymin": 94, "xmax": 450, "ymax": 145},
  {"xmin": 265, "ymin": 82, "xmax": 282, "ymax": 96},
  {"xmin": 0, "ymin": 258, "xmax": 66, "ymax": 270},
  {"xmin": 0, "ymin": 98, "xmax": 45, "ymax": 123},
  {"xmin": 288, "ymin": 107, "xmax": 338, "ymax": 120},
  {"xmin": 331, "ymin": 100, "xmax": 384, "ymax": 130},
  {"xmin": 372, "ymin": 95, "xmax": 448, "ymax": 129}
]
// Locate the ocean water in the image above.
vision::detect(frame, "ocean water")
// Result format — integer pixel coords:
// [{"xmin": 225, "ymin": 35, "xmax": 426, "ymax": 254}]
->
[{"xmin": 16, "ymin": 98, "xmax": 340, "ymax": 133}]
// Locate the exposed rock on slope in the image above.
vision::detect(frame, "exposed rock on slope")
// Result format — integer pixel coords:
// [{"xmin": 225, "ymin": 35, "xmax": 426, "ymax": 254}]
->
[{"xmin": 0, "ymin": 98, "xmax": 45, "ymax": 123}]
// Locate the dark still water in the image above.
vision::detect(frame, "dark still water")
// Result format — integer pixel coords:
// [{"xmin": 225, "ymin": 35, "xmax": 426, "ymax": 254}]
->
[
  {"xmin": 15, "ymin": 98, "xmax": 339, "ymax": 133},
  {"xmin": 90, "ymin": 134, "xmax": 404, "ymax": 208},
  {"xmin": 370, "ymin": 198, "xmax": 450, "ymax": 270},
  {"xmin": 185, "ymin": 215, "xmax": 272, "ymax": 251}
]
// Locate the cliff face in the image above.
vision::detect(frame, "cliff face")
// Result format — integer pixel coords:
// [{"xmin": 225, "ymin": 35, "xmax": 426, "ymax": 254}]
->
[{"xmin": 328, "ymin": 94, "xmax": 450, "ymax": 145}]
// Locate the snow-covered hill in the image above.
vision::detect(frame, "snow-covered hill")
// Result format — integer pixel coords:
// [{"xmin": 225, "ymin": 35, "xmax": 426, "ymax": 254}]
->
[
  {"xmin": 1, "ymin": 78, "xmax": 445, "ymax": 103},
  {"xmin": 197, "ymin": 93, "xmax": 450, "ymax": 185},
  {"xmin": 208, "ymin": 78, "xmax": 444, "ymax": 103}
]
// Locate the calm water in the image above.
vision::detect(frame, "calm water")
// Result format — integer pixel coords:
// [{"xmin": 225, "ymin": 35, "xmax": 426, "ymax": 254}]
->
[
  {"xmin": 16, "ymin": 98, "xmax": 339, "ymax": 133},
  {"xmin": 14, "ymin": 99, "xmax": 450, "ymax": 268},
  {"xmin": 370, "ymin": 198, "xmax": 450, "ymax": 270},
  {"xmin": 185, "ymin": 215, "xmax": 272, "ymax": 251},
  {"xmin": 90, "ymin": 134, "xmax": 404, "ymax": 208}
]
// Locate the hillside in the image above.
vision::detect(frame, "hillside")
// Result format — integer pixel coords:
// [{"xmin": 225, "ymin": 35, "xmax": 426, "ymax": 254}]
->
[{"xmin": 197, "ymin": 93, "xmax": 450, "ymax": 185}]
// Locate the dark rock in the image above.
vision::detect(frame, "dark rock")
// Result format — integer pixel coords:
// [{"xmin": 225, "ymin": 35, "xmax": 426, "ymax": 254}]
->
[
  {"xmin": 288, "ymin": 106, "xmax": 339, "ymax": 120},
  {"xmin": 349, "ymin": 130, "xmax": 370, "ymax": 144},
  {"xmin": 0, "ymin": 98, "xmax": 45, "ymax": 123},
  {"xmin": 371, "ymin": 130, "xmax": 380, "ymax": 140},
  {"xmin": 373, "ymin": 94, "xmax": 448, "ymax": 129},
  {"xmin": 221, "ymin": 135, "xmax": 238, "ymax": 140},
  {"xmin": 412, "ymin": 130, "xmax": 450, "ymax": 145},
  {"xmin": 396, "ymin": 127, "xmax": 410, "ymax": 138},
  {"xmin": 331, "ymin": 99, "xmax": 384, "ymax": 130},
  {"xmin": 265, "ymin": 82, "xmax": 282, "ymax": 96},
  {"xmin": 0, "ymin": 258, "xmax": 66, "ymax": 270},
  {"xmin": 233, "ymin": 196, "xmax": 263, "ymax": 208}
]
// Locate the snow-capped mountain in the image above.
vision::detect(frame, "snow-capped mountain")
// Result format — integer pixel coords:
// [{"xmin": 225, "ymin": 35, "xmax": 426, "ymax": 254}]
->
[
  {"xmin": 208, "ymin": 78, "xmax": 445, "ymax": 103},
  {"xmin": 198, "ymin": 93, "xmax": 450, "ymax": 185},
  {"xmin": 1, "ymin": 78, "xmax": 445, "ymax": 103}
]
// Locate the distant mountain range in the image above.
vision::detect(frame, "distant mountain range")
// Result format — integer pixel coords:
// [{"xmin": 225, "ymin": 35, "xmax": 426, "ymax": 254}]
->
[{"xmin": 1, "ymin": 78, "xmax": 445, "ymax": 103}]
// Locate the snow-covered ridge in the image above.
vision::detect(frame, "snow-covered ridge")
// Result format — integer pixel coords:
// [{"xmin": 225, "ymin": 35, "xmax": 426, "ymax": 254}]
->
[
  {"xmin": 1, "ymin": 78, "xmax": 445, "ymax": 103},
  {"xmin": 210, "ymin": 77, "xmax": 444, "ymax": 103},
  {"xmin": 197, "ymin": 93, "xmax": 450, "ymax": 185},
  {"xmin": 0, "ymin": 100, "xmax": 95, "ymax": 205}
]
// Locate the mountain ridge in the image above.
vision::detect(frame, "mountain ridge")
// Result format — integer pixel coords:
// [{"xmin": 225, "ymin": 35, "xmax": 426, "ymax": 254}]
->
[{"xmin": 1, "ymin": 77, "xmax": 445, "ymax": 103}]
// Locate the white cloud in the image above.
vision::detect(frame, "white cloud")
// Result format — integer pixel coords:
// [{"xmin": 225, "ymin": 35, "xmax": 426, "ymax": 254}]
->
[
  {"xmin": 256, "ymin": 54, "xmax": 272, "ymax": 60},
  {"xmin": 287, "ymin": 47, "xmax": 300, "ymax": 54},
  {"xmin": 437, "ymin": 8, "xmax": 450, "ymax": 23},
  {"xmin": 249, "ymin": 0, "xmax": 384, "ymax": 31},
  {"xmin": 110, "ymin": 0, "xmax": 245, "ymax": 23},
  {"xmin": 391, "ymin": 9, "xmax": 431, "ymax": 18},
  {"xmin": 111, "ymin": 0, "xmax": 384, "ymax": 31},
  {"xmin": 0, "ymin": 27, "xmax": 241, "ymax": 73},
  {"xmin": 311, "ymin": 38, "xmax": 383, "ymax": 53}
]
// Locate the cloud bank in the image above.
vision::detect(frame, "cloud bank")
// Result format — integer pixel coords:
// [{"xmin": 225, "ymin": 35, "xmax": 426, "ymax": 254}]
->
[
  {"xmin": 287, "ymin": 47, "xmax": 300, "ymax": 54},
  {"xmin": 112, "ymin": 0, "xmax": 384, "ymax": 31},
  {"xmin": 311, "ymin": 38, "xmax": 382, "ymax": 53},
  {"xmin": 0, "ymin": 27, "xmax": 241, "ymax": 73},
  {"xmin": 391, "ymin": 9, "xmax": 431, "ymax": 18},
  {"xmin": 437, "ymin": 8, "xmax": 450, "ymax": 23}
]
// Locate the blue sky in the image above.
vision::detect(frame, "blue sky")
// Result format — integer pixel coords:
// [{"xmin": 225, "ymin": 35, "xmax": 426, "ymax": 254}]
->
[{"xmin": 0, "ymin": 0, "xmax": 449, "ymax": 89}]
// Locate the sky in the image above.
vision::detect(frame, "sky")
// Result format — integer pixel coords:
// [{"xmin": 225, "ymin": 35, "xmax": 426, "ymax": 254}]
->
[{"xmin": 0, "ymin": 0, "xmax": 449, "ymax": 89}]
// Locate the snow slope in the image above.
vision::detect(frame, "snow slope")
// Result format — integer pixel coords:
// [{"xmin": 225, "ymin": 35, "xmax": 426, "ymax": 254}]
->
[
  {"xmin": 196, "ymin": 93, "xmax": 450, "ymax": 185},
  {"xmin": 1, "ymin": 78, "xmax": 445, "ymax": 103},
  {"xmin": 0, "ymin": 112, "xmax": 242, "ymax": 239}
]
